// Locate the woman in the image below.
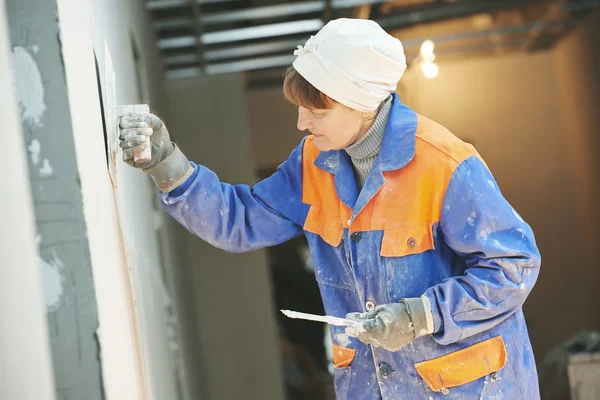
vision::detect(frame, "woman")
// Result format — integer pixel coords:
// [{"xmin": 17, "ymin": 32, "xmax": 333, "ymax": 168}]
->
[{"xmin": 119, "ymin": 18, "xmax": 541, "ymax": 400}]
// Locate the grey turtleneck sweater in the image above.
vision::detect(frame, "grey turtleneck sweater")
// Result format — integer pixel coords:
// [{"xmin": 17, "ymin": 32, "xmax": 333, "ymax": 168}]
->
[{"xmin": 345, "ymin": 95, "xmax": 392, "ymax": 189}]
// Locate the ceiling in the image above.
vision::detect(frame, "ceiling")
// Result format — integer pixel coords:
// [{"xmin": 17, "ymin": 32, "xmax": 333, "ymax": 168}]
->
[{"xmin": 147, "ymin": 0, "xmax": 600, "ymax": 87}]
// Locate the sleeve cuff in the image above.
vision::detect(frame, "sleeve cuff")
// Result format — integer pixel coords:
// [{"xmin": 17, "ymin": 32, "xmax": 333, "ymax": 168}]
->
[
  {"xmin": 147, "ymin": 145, "xmax": 194, "ymax": 192},
  {"xmin": 401, "ymin": 297, "xmax": 431, "ymax": 338},
  {"xmin": 420, "ymin": 295, "xmax": 435, "ymax": 335}
]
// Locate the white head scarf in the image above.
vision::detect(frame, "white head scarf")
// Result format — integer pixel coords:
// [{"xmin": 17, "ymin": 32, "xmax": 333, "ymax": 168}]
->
[{"xmin": 292, "ymin": 18, "xmax": 407, "ymax": 112}]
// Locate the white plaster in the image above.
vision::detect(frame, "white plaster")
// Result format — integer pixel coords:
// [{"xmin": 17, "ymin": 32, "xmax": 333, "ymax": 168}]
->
[
  {"xmin": 467, "ymin": 211, "xmax": 477, "ymax": 227},
  {"xmin": 28, "ymin": 139, "xmax": 41, "ymax": 166},
  {"xmin": 40, "ymin": 252, "xmax": 65, "ymax": 311},
  {"xmin": 39, "ymin": 158, "xmax": 53, "ymax": 177},
  {"xmin": 12, "ymin": 46, "xmax": 46, "ymax": 126},
  {"xmin": 56, "ymin": 0, "xmax": 146, "ymax": 396}
]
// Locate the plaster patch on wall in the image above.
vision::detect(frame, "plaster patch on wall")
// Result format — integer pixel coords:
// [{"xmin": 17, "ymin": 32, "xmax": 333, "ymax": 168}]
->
[
  {"xmin": 12, "ymin": 46, "xmax": 46, "ymax": 126},
  {"xmin": 40, "ymin": 252, "xmax": 65, "ymax": 311},
  {"xmin": 28, "ymin": 139, "xmax": 41, "ymax": 166},
  {"xmin": 39, "ymin": 158, "xmax": 53, "ymax": 177}
]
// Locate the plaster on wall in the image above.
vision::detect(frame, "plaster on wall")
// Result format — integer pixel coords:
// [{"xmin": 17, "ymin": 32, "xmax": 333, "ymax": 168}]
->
[
  {"xmin": 40, "ymin": 252, "xmax": 64, "ymax": 311},
  {"xmin": 12, "ymin": 46, "xmax": 45, "ymax": 126}
]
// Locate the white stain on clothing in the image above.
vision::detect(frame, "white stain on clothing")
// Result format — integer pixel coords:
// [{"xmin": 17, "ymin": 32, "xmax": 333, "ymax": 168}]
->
[
  {"xmin": 39, "ymin": 158, "xmax": 53, "ymax": 177},
  {"xmin": 323, "ymin": 156, "xmax": 339, "ymax": 170},
  {"xmin": 334, "ymin": 332, "xmax": 351, "ymax": 347},
  {"xmin": 479, "ymin": 227, "xmax": 493, "ymax": 240},
  {"xmin": 12, "ymin": 46, "xmax": 46, "ymax": 126},
  {"xmin": 467, "ymin": 211, "xmax": 477, "ymax": 227},
  {"xmin": 28, "ymin": 139, "xmax": 41, "ymax": 166},
  {"xmin": 40, "ymin": 252, "xmax": 65, "ymax": 311}
]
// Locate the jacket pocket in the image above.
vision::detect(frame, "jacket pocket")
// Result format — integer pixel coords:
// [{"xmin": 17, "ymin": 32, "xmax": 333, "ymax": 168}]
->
[
  {"xmin": 332, "ymin": 344, "xmax": 355, "ymax": 400},
  {"xmin": 332, "ymin": 344, "xmax": 356, "ymax": 368},
  {"xmin": 303, "ymin": 205, "xmax": 343, "ymax": 247},
  {"xmin": 380, "ymin": 221, "xmax": 435, "ymax": 257},
  {"xmin": 415, "ymin": 336, "xmax": 507, "ymax": 392}
]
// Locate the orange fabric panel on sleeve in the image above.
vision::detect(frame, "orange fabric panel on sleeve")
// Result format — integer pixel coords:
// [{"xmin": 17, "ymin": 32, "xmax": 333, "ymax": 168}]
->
[
  {"xmin": 415, "ymin": 336, "xmax": 507, "ymax": 392},
  {"xmin": 332, "ymin": 344, "xmax": 356, "ymax": 368}
]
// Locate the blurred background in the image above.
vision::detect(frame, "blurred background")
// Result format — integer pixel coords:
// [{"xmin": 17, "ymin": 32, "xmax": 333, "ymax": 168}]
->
[{"xmin": 2, "ymin": 0, "xmax": 600, "ymax": 399}]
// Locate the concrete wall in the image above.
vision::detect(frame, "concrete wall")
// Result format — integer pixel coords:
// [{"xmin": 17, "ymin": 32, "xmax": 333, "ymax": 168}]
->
[
  {"xmin": 164, "ymin": 73, "xmax": 285, "ymax": 400},
  {"xmin": 0, "ymin": 0, "xmax": 56, "ymax": 397},
  {"xmin": 6, "ymin": 0, "xmax": 105, "ymax": 398},
  {"xmin": 247, "ymin": 21, "xmax": 600, "ymax": 365}
]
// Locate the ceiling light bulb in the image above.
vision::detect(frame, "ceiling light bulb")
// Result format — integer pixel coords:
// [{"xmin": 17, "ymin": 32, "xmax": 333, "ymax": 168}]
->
[
  {"xmin": 421, "ymin": 52, "xmax": 436, "ymax": 63},
  {"xmin": 421, "ymin": 62, "xmax": 439, "ymax": 79},
  {"xmin": 420, "ymin": 40, "xmax": 435, "ymax": 56}
]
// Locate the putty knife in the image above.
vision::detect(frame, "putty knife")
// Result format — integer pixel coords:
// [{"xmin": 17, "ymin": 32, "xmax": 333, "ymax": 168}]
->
[{"xmin": 281, "ymin": 310, "xmax": 355, "ymax": 327}]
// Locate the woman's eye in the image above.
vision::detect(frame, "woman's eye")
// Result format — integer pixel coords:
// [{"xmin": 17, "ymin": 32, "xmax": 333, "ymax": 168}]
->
[{"xmin": 312, "ymin": 112, "xmax": 326, "ymax": 118}]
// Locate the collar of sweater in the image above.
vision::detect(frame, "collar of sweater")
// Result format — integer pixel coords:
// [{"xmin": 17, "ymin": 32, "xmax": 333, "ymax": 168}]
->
[{"xmin": 344, "ymin": 95, "xmax": 392, "ymax": 161}]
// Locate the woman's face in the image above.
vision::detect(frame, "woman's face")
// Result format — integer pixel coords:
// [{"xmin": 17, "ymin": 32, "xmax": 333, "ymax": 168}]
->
[{"xmin": 297, "ymin": 103, "xmax": 368, "ymax": 151}]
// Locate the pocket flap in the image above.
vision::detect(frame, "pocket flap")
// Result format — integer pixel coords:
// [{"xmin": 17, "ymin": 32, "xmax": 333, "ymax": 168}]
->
[
  {"xmin": 332, "ymin": 344, "xmax": 356, "ymax": 368},
  {"xmin": 415, "ymin": 336, "xmax": 507, "ymax": 392},
  {"xmin": 304, "ymin": 206, "xmax": 343, "ymax": 247},
  {"xmin": 381, "ymin": 222, "xmax": 434, "ymax": 257}
]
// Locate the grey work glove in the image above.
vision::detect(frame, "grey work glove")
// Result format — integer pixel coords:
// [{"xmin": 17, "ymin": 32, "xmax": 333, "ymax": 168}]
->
[
  {"xmin": 119, "ymin": 112, "xmax": 192, "ymax": 192},
  {"xmin": 345, "ymin": 298, "xmax": 430, "ymax": 352},
  {"xmin": 119, "ymin": 112, "xmax": 173, "ymax": 170}
]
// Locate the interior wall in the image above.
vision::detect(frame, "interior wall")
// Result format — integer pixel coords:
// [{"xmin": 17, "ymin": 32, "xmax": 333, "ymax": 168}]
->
[
  {"xmin": 6, "ymin": 0, "xmax": 191, "ymax": 397},
  {"xmin": 247, "ymin": 87, "xmax": 304, "ymax": 171},
  {"xmin": 75, "ymin": 0, "xmax": 189, "ymax": 398},
  {"xmin": 164, "ymin": 73, "xmax": 285, "ymax": 400},
  {"xmin": 247, "ymin": 33, "xmax": 600, "ymax": 365},
  {"xmin": 87, "ymin": 0, "xmax": 188, "ymax": 397},
  {"xmin": 552, "ymin": 9, "xmax": 600, "ymax": 313},
  {"xmin": 0, "ymin": 0, "xmax": 56, "ymax": 397},
  {"xmin": 6, "ymin": 0, "xmax": 105, "ymax": 398}
]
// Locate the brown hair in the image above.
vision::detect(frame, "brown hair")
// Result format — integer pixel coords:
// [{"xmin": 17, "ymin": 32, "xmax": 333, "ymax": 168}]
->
[{"xmin": 282, "ymin": 66, "xmax": 336, "ymax": 110}]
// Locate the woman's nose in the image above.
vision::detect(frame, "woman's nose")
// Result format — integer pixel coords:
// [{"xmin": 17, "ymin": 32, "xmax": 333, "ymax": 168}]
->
[{"xmin": 297, "ymin": 107, "xmax": 312, "ymax": 131}]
